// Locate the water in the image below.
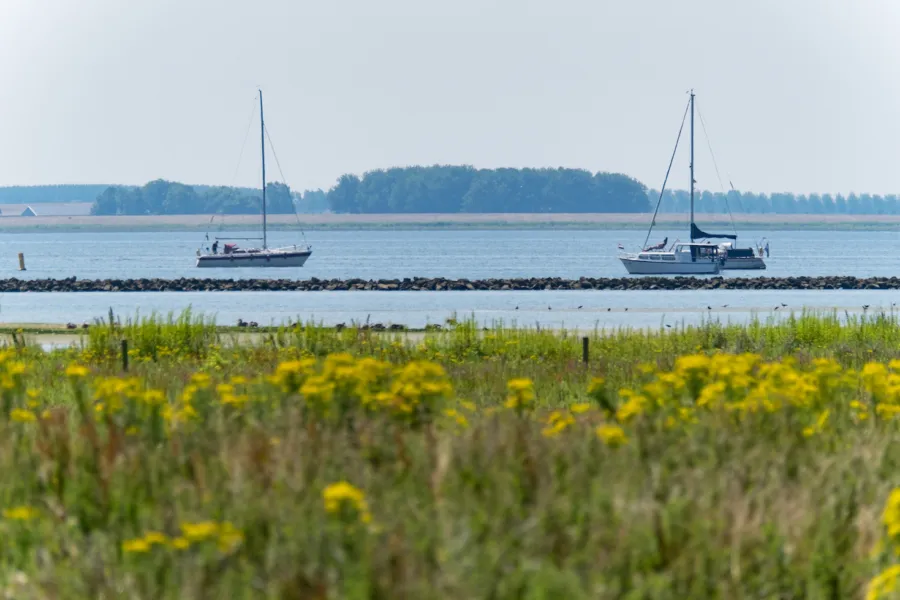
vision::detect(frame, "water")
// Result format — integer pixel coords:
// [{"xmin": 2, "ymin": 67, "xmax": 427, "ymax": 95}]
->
[{"xmin": 0, "ymin": 228, "xmax": 896, "ymax": 328}]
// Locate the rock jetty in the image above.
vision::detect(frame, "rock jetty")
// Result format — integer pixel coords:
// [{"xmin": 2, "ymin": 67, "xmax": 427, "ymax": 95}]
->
[{"xmin": 0, "ymin": 275, "xmax": 898, "ymax": 292}]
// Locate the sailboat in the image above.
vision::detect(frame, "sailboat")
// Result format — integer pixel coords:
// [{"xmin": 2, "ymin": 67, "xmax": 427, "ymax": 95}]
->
[
  {"xmin": 618, "ymin": 90, "xmax": 723, "ymax": 275},
  {"xmin": 196, "ymin": 90, "xmax": 312, "ymax": 268}
]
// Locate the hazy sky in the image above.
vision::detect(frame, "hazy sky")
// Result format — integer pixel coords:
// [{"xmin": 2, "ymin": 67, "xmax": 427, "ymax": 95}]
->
[{"xmin": 1, "ymin": 0, "xmax": 899, "ymax": 194}]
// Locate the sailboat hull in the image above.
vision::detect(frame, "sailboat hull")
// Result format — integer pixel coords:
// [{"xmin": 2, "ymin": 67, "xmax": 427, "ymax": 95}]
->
[
  {"xmin": 619, "ymin": 257, "xmax": 720, "ymax": 275},
  {"xmin": 197, "ymin": 249, "xmax": 311, "ymax": 268}
]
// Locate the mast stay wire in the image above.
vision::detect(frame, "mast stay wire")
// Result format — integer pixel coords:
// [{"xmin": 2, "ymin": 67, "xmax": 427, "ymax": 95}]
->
[
  {"xmin": 696, "ymin": 104, "xmax": 739, "ymax": 240},
  {"xmin": 643, "ymin": 97, "xmax": 691, "ymax": 251},
  {"xmin": 206, "ymin": 97, "xmax": 259, "ymax": 238},
  {"xmin": 264, "ymin": 122, "xmax": 311, "ymax": 247}
]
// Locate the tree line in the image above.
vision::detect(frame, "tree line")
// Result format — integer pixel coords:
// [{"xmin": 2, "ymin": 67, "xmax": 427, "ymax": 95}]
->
[
  {"xmin": 651, "ymin": 189, "xmax": 900, "ymax": 215},
  {"xmin": 71, "ymin": 170, "xmax": 900, "ymax": 216},
  {"xmin": 89, "ymin": 180, "xmax": 297, "ymax": 215},
  {"xmin": 327, "ymin": 166, "xmax": 650, "ymax": 213}
]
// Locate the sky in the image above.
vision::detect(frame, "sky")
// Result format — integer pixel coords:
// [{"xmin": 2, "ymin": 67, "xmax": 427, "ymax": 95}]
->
[{"xmin": 0, "ymin": 0, "xmax": 899, "ymax": 194}]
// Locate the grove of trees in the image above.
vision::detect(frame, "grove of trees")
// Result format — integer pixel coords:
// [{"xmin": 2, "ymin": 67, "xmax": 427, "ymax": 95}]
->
[
  {"xmin": 650, "ymin": 189, "xmax": 900, "ymax": 215},
  {"xmin": 90, "ymin": 180, "xmax": 296, "ymax": 215},
  {"xmin": 62, "ymin": 169, "xmax": 900, "ymax": 216},
  {"xmin": 327, "ymin": 166, "xmax": 650, "ymax": 213}
]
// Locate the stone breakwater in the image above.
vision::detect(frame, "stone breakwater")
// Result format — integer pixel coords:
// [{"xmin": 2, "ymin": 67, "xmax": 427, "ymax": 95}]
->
[{"xmin": 1, "ymin": 276, "xmax": 900, "ymax": 292}]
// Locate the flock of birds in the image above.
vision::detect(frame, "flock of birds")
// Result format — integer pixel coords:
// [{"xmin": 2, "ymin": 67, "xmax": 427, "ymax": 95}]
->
[{"xmin": 511, "ymin": 302, "xmax": 890, "ymax": 313}]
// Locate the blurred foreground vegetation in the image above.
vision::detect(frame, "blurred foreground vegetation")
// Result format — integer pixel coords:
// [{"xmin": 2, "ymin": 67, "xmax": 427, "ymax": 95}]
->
[{"xmin": 0, "ymin": 311, "xmax": 899, "ymax": 598}]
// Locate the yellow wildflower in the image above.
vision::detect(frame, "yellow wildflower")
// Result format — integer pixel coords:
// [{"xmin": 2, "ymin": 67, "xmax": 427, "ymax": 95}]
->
[
  {"xmin": 143, "ymin": 531, "xmax": 168, "ymax": 546},
  {"xmin": 883, "ymin": 488, "xmax": 900, "ymax": 540},
  {"xmin": 180, "ymin": 521, "xmax": 219, "ymax": 542},
  {"xmin": 596, "ymin": 424, "xmax": 628, "ymax": 448},
  {"xmin": 170, "ymin": 537, "xmax": 191, "ymax": 550},
  {"xmin": 505, "ymin": 378, "xmax": 535, "ymax": 411},
  {"xmin": 65, "ymin": 364, "xmax": 89, "ymax": 379},
  {"xmin": 867, "ymin": 565, "xmax": 900, "ymax": 600},
  {"xmin": 570, "ymin": 403, "xmax": 591, "ymax": 414},
  {"xmin": 122, "ymin": 538, "xmax": 151, "ymax": 553},
  {"xmin": 10, "ymin": 409, "xmax": 36, "ymax": 423},
  {"xmin": 2, "ymin": 506, "xmax": 37, "ymax": 521},
  {"xmin": 323, "ymin": 481, "xmax": 371, "ymax": 523},
  {"xmin": 217, "ymin": 522, "xmax": 244, "ymax": 552}
]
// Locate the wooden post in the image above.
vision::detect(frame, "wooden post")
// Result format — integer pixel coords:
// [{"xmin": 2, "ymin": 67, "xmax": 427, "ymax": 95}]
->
[
  {"xmin": 582, "ymin": 336, "xmax": 589, "ymax": 365},
  {"xmin": 121, "ymin": 339, "xmax": 129, "ymax": 372},
  {"xmin": 17, "ymin": 253, "xmax": 25, "ymax": 271}
]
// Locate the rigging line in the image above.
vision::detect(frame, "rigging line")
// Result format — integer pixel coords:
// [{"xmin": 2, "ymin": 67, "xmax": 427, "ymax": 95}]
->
[
  {"xmin": 216, "ymin": 98, "xmax": 259, "ymax": 233},
  {"xmin": 643, "ymin": 97, "xmax": 691, "ymax": 251},
  {"xmin": 264, "ymin": 123, "xmax": 310, "ymax": 244},
  {"xmin": 696, "ymin": 105, "xmax": 739, "ymax": 239}
]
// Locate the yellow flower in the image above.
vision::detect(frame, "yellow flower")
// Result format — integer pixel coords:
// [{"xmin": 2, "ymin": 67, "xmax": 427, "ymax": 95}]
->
[
  {"xmin": 144, "ymin": 531, "xmax": 168, "ymax": 545},
  {"xmin": 10, "ymin": 409, "xmax": 36, "ymax": 423},
  {"xmin": 883, "ymin": 488, "xmax": 900, "ymax": 540},
  {"xmin": 122, "ymin": 538, "xmax": 151, "ymax": 553},
  {"xmin": 180, "ymin": 521, "xmax": 219, "ymax": 542},
  {"xmin": 65, "ymin": 364, "xmax": 89, "ymax": 379},
  {"xmin": 217, "ymin": 522, "xmax": 244, "ymax": 552},
  {"xmin": 170, "ymin": 537, "xmax": 191, "ymax": 550},
  {"xmin": 596, "ymin": 424, "xmax": 628, "ymax": 448},
  {"xmin": 570, "ymin": 403, "xmax": 591, "ymax": 414},
  {"xmin": 142, "ymin": 389, "xmax": 166, "ymax": 406},
  {"xmin": 505, "ymin": 378, "xmax": 535, "ymax": 411},
  {"xmin": 867, "ymin": 564, "xmax": 900, "ymax": 600},
  {"xmin": 323, "ymin": 481, "xmax": 371, "ymax": 523},
  {"xmin": 2, "ymin": 506, "xmax": 37, "ymax": 521},
  {"xmin": 542, "ymin": 410, "xmax": 575, "ymax": 438}
]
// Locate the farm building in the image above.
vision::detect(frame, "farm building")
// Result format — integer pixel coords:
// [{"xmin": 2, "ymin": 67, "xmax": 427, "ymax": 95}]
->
[{"xmin": 0, "ymin": 203, "xmax": 93, "ymax": 217}]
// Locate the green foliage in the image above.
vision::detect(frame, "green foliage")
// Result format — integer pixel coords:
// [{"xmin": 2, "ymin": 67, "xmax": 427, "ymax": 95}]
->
[
  {"xmin": 327, "ymin": 166, "xmax": 650, "ymax": 213},
  {"xmin": 90, "ymin": 180, "xmax": 296, "ymax": 216},
  {"xmin": 655, "ymin": 188, "xmax": 900, "ymax": 215},
  {"xmin": 0, "ymin": 311, "xmax": 895, "ymax": 596}
]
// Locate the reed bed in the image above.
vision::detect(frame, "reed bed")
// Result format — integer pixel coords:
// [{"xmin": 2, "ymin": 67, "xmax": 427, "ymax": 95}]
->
[{"xmin": 0, "ymin": 311, "xmax": 899, "ymax": 597}]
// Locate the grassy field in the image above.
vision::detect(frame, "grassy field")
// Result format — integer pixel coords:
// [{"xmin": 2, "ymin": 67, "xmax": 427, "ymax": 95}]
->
[
  {"xmin": 3, "ymin": 212, "xmax": 900, "ymax": 232},
  {"xmin": 1, "ymin": 311, "xmax": 900, "ymax": 597}
]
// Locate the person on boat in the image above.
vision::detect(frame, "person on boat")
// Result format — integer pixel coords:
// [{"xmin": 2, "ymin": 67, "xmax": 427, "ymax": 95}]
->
[
  {"xmin": 212, "ymin": 240, "xmax": 219, "ymax": 255},
  {"xmin": 644, "ymin": 237, "xmax": 668, "ymax": 252},
  {"xmin": 765, "ymin": 242, "xmax": 770, "ymax": 257}
]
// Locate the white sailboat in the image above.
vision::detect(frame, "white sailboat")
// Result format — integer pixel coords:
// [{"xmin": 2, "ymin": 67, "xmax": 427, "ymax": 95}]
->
[
  {"xmin": 197, "ymin": 91, "xmax": 312, "ymax": 268},
  {"xmin": 619, "ymin": 91, "xmax": 722, "ymax": 275}
]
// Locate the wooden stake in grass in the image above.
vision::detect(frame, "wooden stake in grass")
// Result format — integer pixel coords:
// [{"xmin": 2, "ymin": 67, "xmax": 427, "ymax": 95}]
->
[
  {"xmin": 121, "ymin": 339, "xmax": 128, "ymax": 372},
  {"xmin": 582, "ymin": 336, "xmax": 589, "ymax": 365}
]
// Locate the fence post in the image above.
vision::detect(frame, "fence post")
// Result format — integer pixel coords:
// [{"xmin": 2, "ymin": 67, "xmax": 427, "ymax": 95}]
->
[
  {"xmin": 582, "ymin": 336, "xmax": 589, "ymax": 365},
  {"xmin": 17, "ymin": 253, "xmax": 25, "ymax": 271},
  {"xmin": 121, "ymin": 339, "xmax": 129, "ymax": 372}
]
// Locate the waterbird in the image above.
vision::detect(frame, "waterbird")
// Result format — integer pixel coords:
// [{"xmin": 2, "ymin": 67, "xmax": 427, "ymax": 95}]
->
[
  {"xmin": 515, "ymin": 305, "xmax": 519, "ymax": 310},
  {"xmin": 577, "ymin": 305, "xmax": 583, "ymax": 309},
  {"xmin": 665, "ymin": 324, "xmax": 672, "ymax": 328},
  {"xmin": 707, "ymin": 306, "xmax": 712, "ymax": 310},
  {"xmin": 624, "ymin": 308, "xmax": 629, "ymax": 312},
  {"xmin": 237, "ymin": 318, "xmax": 248, "ymax": 327},
  {"xmin": 607, "ymin": 308, "xmax": 611, "ymax": 312},
  {"xmin": 66, "ymin": 323, "xmax": 76, "ymax": 330},
  {"xmin": 722, "ymin": 304, "xmax": 729, "ymax": 308},
  {"xmin": 548, "ymin": 306, "xmax": 552, "ymax": 311},
  {"xmin": 781, "ymin": 303, "xmax": 788, "ymax": 307},
  {"xmin": 863, "ymin": 305, "xmax": 870, "ymax": 311},
  {"xmin": 249, "ymin": 321, "xmax": 259, "ymax": 328},
  {"xmin": 774, "ymin": 306, "xmax": 780, "ymax": 311}
]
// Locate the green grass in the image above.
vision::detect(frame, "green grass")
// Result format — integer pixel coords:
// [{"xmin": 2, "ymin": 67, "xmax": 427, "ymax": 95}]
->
[{"xmin": 0, "ymin": 311, "xmax": 897, "ymax": 597}]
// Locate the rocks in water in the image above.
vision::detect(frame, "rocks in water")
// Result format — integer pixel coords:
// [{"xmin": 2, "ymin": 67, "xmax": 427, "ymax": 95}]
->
[{"xmin": 2, "ymin": 275, "xmax": 900, "ymax": 292}]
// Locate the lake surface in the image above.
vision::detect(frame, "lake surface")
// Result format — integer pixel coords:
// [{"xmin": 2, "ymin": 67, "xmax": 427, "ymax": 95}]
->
[{"xmin": 0, "ymin": 228, "xmax": 896, "ymax": 328}]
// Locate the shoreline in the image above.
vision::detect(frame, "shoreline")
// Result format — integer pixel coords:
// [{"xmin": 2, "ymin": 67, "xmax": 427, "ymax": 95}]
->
[
  {"xmin": 0, "ymin": 275, "xmax": 896, "ymax": 291},
  {"xmin": 0, "ymin": 212, "xmax": 898, "ymax": 232}
]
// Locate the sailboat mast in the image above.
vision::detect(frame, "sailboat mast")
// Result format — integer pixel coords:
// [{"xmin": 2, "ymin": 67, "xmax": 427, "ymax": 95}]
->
[
  {"xmin": 689, "ymin": 90, "xmax": 695, "ymax": 241},
  {"xmin": 260, "ymin": 90, "xmax": 267, "ymax": 250}
]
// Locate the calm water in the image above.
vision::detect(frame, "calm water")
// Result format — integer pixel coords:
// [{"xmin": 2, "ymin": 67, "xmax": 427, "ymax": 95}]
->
[{"xmin": 0, "ymin": 228, "xmax": 896, "ymax": 328}]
